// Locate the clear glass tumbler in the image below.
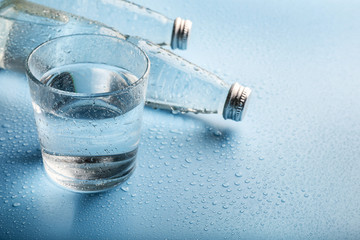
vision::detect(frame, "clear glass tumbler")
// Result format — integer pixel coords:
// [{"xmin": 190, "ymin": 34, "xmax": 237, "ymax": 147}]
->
[{"xmin": 26, "ymin": 34, "xmax": 150, "ymax": 192}]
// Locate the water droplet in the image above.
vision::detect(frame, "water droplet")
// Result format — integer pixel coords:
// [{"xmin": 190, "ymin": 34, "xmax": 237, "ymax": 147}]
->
[
  {"xmin": 185, "ymin": 158, "xmax": 192, "ymax": 163},
  {"xmin": 213, "ymin": 130, "xmax": 222, "ymax": 136},
  {"xmin": 120, "ymin": 186, "xmax": 129, "ymax": 192},
  {"xmin": 235, "ymin": 172, "xmax": 242, "ymax": 177},
  {"xmin": 12, "ymin": 202, "xmax": 21, "ymax": 207},
  {"xmin": 170, "ymin": 129, "xmax": 183, "ymax": 135}
]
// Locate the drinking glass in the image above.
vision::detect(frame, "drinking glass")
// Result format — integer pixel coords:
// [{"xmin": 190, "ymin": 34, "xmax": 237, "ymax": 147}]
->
[{"xmin": 26, "ymin": 34, "xmax": 150, "ymax": 192}]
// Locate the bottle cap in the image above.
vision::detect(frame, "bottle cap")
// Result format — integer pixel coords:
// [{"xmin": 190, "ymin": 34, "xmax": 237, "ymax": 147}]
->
[
  {"xmin": 223, "ymin": 83, "xmax": 252, "ymax": 121},
  {"xmin": 171, "ymin": 17, "xmax": 192, "ymax": 50}
]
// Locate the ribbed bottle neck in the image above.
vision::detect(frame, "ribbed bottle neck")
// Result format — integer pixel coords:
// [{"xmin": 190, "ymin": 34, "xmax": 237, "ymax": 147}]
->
[
  {"xmin": 171, "ymin": 17, "xmax": 192, "ymax": 50},
  {"xmin": 222, "ymin": 83, "xmax": 252, "ymax": 121}
]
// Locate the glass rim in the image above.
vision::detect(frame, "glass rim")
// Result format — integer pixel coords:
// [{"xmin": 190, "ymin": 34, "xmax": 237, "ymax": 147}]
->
[{"xmin": 25, "ymin": 33, "xmax": 150, "ymax": 98}]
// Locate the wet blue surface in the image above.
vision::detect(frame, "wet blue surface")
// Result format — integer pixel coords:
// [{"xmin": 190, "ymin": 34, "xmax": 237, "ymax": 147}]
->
[{"xmin": 1, "ymin": 0, "xmax": 360, "ymax": 239}]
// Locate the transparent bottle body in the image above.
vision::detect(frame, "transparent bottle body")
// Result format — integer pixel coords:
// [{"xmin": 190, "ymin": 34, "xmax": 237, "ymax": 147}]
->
[
  {"xmin": 128, "ymin": 37, "xmax": 230, "ymax": 115},
  {"xmin": 0, "ymin": 0, "xmax": 125, "ymax": 71},
  {"xmin": 28, "ymin": 0, "xmax": 174, "ymax": 47},
  {"xmin": 0, "ymin": 0, "xmax": 236, "ymax": 118}
]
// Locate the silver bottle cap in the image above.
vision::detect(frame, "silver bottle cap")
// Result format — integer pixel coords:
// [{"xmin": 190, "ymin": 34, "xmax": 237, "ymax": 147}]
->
[
  {"xmin": 171, "ymin": 17, "xmax": 192, "ymax": 50},
  {"xmin": 223, "ymin": 83, "xmax": 252, "ymax": 121}
]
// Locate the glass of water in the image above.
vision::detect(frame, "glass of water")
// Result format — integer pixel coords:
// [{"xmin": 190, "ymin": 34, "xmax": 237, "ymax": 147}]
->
[{"xmin": 26, "ymin": 34, "xmax": 150, "ymax": 192}]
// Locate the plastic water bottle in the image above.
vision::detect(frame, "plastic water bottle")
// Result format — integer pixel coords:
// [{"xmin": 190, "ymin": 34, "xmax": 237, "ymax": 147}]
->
[
  {"xmin": 0, "ymin": 0, "xmax": 251, "ymax": 121},
  {"xmin": 0, "ymin": 0, "xmax": 125, "ymax": 71},
  {"xmin": 27, "ymin": 0, "xmax": 192, "ymax": 50},
  {"xmin": 128, "ymin": 37, "xmax": 251, "ymax": 122}
]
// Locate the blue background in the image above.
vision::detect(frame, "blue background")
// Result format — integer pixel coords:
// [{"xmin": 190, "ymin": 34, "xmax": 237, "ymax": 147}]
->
[{"xmin": 1, "ymin": 0, "xmax": 359, "ymax": 239}]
